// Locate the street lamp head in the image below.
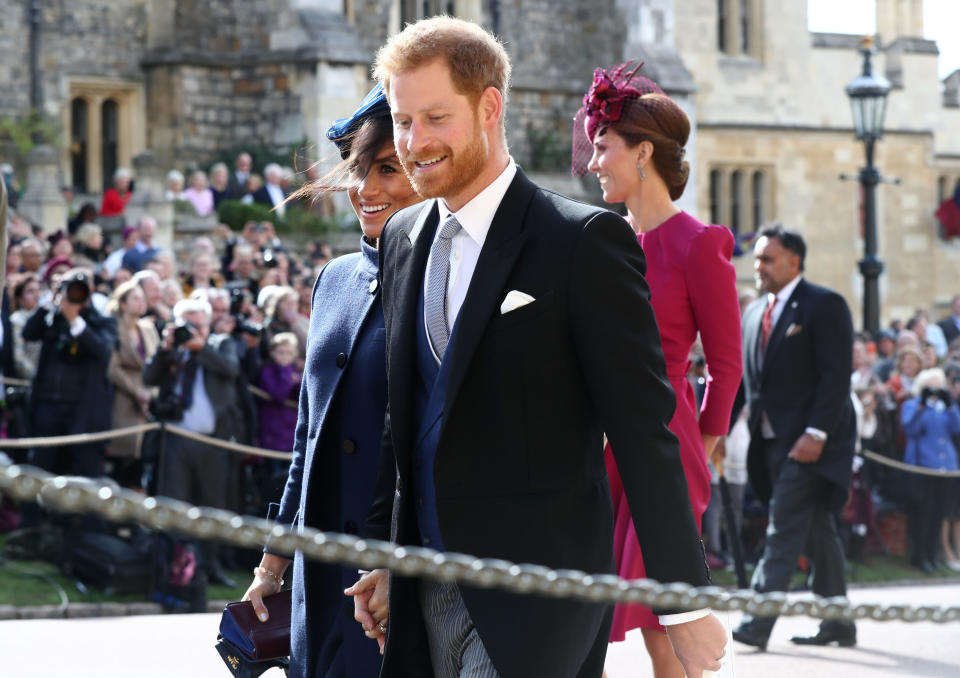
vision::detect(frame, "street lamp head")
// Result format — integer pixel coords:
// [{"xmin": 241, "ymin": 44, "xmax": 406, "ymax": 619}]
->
[{"xmin": 845, "ymin": 35, "xmax": 891, "ymax": 142}]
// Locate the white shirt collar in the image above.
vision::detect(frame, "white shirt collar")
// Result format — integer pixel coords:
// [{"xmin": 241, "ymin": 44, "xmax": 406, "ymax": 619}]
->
[
  {"xmin": 768, "ymin": 274, "xmax": 802, "ymax": 305},
  {"xmin": 437, "ymin": 158, "xmax": 517, "ymax": 247}
]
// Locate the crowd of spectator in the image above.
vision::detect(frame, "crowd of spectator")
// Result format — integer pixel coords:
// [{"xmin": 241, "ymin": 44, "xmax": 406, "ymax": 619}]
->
[
  {"xmin": 0, "ymin": 152, "xmax": 344, "ymax": 584},
  {"xmin": 846, "ymin": 302, "xmax": 960, "ymax": 573}
]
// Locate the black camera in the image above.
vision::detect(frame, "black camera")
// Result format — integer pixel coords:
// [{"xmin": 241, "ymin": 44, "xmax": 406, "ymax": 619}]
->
[
  {"xmin": 262, "ymin": 248, "xmax": 279, "ymax": 269},
  {"xmin": 149, "ymin": 395, "xmax": 183, "ymax": 422},
  {"xmin": 235, "ymin": 318, "xmax": 263, "ymax": 337},
  {"xmin": 172, "ymin": 320, "xmax": 197, "ymax": 347},
  {"xmin": 58, "ymin": 270, "xmax": 91, "ymax": 305}
]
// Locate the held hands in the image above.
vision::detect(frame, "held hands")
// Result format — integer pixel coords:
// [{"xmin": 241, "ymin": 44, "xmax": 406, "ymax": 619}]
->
[
  {"xmin": 344, "ymin": 569, "xmax": 389, "ymax": 654},
  {"xmin": 787, "ymin": 433, "xmax": 825, "ymax": 463},
  {"xmin": 664, "ymin": 613, "xmax": 727, "ymax": 677}
]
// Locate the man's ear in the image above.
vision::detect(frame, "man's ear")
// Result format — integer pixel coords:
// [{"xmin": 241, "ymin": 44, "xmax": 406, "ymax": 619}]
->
[{"xmin": 478, "ymin": 86, "xmax": 504, "ymax": 132}]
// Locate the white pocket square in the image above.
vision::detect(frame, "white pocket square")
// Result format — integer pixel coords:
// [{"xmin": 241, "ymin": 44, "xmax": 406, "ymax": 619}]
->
[{"xmin": 500, "ymin": 290, "xmax": 536, "ymax": 314}]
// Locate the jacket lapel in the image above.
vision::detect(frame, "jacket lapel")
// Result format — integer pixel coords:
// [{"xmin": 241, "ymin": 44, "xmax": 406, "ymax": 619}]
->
[
  {"xmin": 441, "ymin": 170, "xmax": 535, "ymax": 423},
  {"xmin": 762, "ymin": 280, "xmax": 805, "ymax": 376},
  {"xmin": 388, "ymin": 201, "xmax": 440, "ymax": 464}
]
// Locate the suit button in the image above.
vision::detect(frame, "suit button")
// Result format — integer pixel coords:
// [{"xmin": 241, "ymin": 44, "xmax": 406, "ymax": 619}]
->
[
  {"xmin": 344, "ymin": 521, "xmax": 358, "ymax": 534},
  {"xmin": 342, "ymin": 439, "xmax": 356, "ymax": 454},
  {"xmin": 423, "ymin": 537, "xmax": 431, "ymax": 546},
  {"xmin": 343, "ymin": 603, "xmax": 353, "ymax": 619},
  {"xmin": 336, "ymin": 353, "xmax": 347, "ymax": 368},
  {"xmin": 369, "ymin": 279, "xmax": 379, "ymax": 294}
]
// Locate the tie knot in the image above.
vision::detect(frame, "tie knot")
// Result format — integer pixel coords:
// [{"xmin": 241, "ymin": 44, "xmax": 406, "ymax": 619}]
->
[{"xmin": 438, "ymin": 215, "xmax": 462, "ymax": 241}]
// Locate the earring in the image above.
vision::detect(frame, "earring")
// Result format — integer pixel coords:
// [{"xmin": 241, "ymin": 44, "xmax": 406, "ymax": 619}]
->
[{"xmin": 637, "ymin": 164, "xmax": 646, "ymax": 181}]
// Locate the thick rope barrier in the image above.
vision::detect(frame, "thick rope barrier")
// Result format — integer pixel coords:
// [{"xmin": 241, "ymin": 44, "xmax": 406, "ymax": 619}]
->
[
  {"xmin": 859, "ymin": 449, "xmax": 960, "ymax": 478},
  {"xmin": 1, "ymin": 462, "xmax": 959, "ymax": 624},
  {"xmin": 0, "ymin": 424, "xmax": 292, "ymax": 461}
]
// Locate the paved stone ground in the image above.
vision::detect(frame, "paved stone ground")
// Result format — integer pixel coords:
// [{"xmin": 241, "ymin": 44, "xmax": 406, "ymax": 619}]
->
[{"xmin": 2, "ymin": 584, "xmax": 958, "ymax": 677}]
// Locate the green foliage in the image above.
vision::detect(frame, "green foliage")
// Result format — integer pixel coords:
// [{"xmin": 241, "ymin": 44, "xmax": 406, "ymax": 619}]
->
[
  {"xmin": 216, "ymin": 199, "xmax": 278, "ymax": 231},
  {"xmin": 278, "ymin": 206, "xmax": 339, "ymax": 235},
  {"xmin": 0, "ymin": 109, "xmax": 62, "ymax": 156},
  {"xmin": 215, "ymin": 199, "xmax": 343, "ymax": 235}
]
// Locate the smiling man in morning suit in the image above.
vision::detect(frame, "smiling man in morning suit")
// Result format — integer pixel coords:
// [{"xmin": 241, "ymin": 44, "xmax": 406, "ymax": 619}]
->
[{"xmin": 347, "ymin": 16, "xmax": 727, "ymax": 678}]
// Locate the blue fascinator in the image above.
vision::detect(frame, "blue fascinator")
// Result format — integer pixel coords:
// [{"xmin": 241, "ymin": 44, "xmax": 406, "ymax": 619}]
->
[{"xmin": 325, "ymin": 83, "xmax": 391, "ymax": 158}]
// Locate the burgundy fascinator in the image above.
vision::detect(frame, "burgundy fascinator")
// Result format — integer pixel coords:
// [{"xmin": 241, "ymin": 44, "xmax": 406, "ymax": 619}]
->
[{"xmin": 571, "ymin": 61, "xmax": 664, "ymax": 177}]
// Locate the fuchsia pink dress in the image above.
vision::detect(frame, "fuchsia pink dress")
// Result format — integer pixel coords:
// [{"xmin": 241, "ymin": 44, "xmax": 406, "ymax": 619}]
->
[{"xmin": 605, "ymin": 211, "xmax": 742, "ymax": 639}]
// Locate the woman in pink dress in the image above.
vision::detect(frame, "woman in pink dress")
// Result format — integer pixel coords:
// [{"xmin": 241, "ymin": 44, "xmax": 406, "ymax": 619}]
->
[{"xmin": 574, "ymin": 63, "xmax": 743, "ymax": 677}]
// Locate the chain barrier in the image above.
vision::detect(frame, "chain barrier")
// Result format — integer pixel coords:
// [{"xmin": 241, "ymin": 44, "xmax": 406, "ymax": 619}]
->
[
  {"xmin": 2, "ymin": 462, "xmax": 959, "ymax": 624},
  {"xmin": 0, "ymin": 424, "xmax": 292, "ymax": 461}
]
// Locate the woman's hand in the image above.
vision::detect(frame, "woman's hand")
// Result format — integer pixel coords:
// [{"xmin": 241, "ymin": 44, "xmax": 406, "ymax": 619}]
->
[
  {"xmin": 702, "ymin": 434, "xmax": 721, "ymax": 461},
  {"xmin": 241, "ymin": 555, "xmax": 290, "ymax": 623},
  {"xmin": 345, "ymin": 569, "xmax": 389, "ymax": 654},
  {"xmin": 708, "ymin": 435, "xmax": 726, "ymax": 472}
]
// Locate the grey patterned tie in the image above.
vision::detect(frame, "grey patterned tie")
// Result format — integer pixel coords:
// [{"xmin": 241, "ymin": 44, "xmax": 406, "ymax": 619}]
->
[{"xmin": 424, "ymin": 215, "xmax": 462, "ymax": 361}]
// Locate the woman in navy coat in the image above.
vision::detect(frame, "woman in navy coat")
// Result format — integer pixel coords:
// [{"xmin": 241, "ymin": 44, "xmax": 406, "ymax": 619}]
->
[{"xmin": 242, "ymin": 85, "xmax": 421, "ymax": 678}]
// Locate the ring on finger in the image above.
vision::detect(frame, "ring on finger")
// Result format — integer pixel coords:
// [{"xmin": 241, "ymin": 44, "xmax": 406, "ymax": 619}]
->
[{"xmin": 378, "ymin": 621, "xmax": 387, "ymax": 634}]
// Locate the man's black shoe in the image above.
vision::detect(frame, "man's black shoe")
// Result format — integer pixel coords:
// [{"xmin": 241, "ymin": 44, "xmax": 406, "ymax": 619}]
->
[
  {"xmin": 790, "ymin": 626, "xmax": 856, "ymax": 647},
  {"xmin": 732, "ymin": 624, "xmax": 769, "ymax": 651}
]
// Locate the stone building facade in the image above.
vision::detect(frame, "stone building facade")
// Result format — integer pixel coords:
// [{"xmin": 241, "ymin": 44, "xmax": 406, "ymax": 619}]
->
[
  {"xmin": 676, "ymin": 0, "xmax": 960, "ymax": 325},
  {"xmin": 2, "ymin": 0, "xmax": 958, "ymax": 324}
]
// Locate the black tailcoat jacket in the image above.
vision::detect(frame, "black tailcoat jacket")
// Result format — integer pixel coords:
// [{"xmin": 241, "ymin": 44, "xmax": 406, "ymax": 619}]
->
[
  {"xmin": 368, "ymin": 169, "xmax": 710, "ymax": 677},
  {"xmin": 741, "ymin": 278, "xmax": 856, "ymax": 508}
]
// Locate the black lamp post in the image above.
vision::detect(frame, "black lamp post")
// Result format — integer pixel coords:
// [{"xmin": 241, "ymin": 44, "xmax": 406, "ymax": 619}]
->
[{"xmin": 845, "ymin": 36, "xmax": 891, "ymax": 335}]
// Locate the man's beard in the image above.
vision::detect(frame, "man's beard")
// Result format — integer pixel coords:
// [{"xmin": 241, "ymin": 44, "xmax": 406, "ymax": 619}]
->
[{"xmin": 401, "ymin": 122, "xmax": 488, "ymax": 201}]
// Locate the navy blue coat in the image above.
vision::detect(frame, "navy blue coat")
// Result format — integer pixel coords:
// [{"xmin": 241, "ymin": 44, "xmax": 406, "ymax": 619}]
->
[{"xmin": 271, "ymin": 239, "xmax": 386, "ymax": 678}]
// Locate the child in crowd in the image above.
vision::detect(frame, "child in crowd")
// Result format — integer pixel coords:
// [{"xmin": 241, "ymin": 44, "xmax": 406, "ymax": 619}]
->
[{"xmin": 257, "ymin": 333, "xmax": 302, "ymax": 501}]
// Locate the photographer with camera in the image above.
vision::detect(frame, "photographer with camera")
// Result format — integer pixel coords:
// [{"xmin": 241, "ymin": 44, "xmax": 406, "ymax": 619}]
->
[
  {"xmin": 20, "ymin": 269, "xmax": 117, "ymax": 526},
  {"xmin": 143, "ymin": 297, "xmax": 242, "ymax": 586}
]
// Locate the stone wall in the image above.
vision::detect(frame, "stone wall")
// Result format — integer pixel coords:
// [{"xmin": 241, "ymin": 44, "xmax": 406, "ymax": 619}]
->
[
  {"xmin": 0, "ymin": 0, "xmax": 148, "ymax": 118},
  {"xmin": 144, "ymin": 60, "xmax": 307, "ymax": 167}
]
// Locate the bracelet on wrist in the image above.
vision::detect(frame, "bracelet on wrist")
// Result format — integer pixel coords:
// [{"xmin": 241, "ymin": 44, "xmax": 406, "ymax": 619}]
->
[{"xmin": 254, "ymin": 566, "xmax": 285, "ymax": 587}]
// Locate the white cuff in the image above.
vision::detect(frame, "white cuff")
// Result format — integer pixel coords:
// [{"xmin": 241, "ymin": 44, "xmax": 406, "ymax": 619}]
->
[
  {"xmin": 69, "ymin": 316, "xmax": 87, "ymax": 337},
  {"xmin": 659, "ymin": 608, "xmax": 711, "ymax": 626},
  {"xmin": 805, "ymin": 426, "xmax": 827, "ymax": 442}
]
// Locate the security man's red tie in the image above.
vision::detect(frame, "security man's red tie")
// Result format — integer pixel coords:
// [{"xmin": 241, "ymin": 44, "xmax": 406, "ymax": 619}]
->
[{"xmin": 761, "ymin": 295, "xmax": 776, "ymax": 350}]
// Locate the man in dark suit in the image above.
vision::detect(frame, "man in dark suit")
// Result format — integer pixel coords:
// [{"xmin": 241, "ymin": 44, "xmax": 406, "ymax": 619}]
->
[
  {"xmin": 732, "ymin": 225, "xmax": 857, "ymax": 651},
  {"xmin": 348, "ymin": 16, "xmax": 725, "ymax": 678},
  {"xmin": 228, "ymin": 151, "xmax": 252, "ymax": 199},
  {"xmin": 251, "ymin": 164, "xmax": 288, "ymax": 218},
  {"xmin": 939, "ymin": 295, "xmax": 960, "ymax": 348}
]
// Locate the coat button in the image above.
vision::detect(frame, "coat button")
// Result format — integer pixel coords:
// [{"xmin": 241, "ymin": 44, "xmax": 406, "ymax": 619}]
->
[
  {"xmin": 423, "ymin": 537, "xmax": 431, "ymax": 546},
  {"xmin": 369, "ymin": 279, "xmax": 378, "ymax": 294},
  {"xmin": 344, "ymin": 521, "xmax": 358, "ymax": 534},
  {"xmin": 342, "ymin": 439, "xmax": 356, "ymax": 454},
  {"xmin": 336, "ymin": 352, "xmax": 347, "ymax": 368}
]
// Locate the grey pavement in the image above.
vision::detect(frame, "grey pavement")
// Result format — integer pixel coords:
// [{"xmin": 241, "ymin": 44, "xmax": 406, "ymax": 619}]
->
[{"xmin": 2, "ymin": 584, "xmax": 959, "ymax": 677}]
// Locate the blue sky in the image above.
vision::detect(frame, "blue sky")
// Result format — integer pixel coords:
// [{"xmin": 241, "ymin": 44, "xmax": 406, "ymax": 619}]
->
[{"xmin": 808, "ymin": 0, "xmax": 959, "ymax": 79}]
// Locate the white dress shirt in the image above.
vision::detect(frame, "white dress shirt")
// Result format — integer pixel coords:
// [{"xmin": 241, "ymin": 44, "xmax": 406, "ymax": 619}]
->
[
  {"xmin": 426, "ymin": 157, "xmax": 517, "ymax": 336},
  {"xmin": 766, "ymin": 274, "xmax": 802, "ymax": 331}
]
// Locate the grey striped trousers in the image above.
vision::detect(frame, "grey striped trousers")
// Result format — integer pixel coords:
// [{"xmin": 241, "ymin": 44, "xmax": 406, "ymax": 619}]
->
[{"xmin": 418, "ymin": 580, "xmax": 501, "ymax": 678}]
